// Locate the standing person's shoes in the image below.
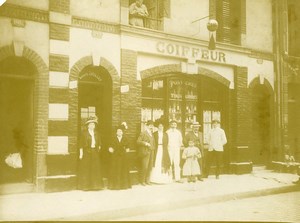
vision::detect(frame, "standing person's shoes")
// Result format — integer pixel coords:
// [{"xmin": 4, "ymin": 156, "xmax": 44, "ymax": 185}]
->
[
  {"xmin": 197, "ymin": 176, "xmax": 203, "ymax": 181},
  {"xmin": 175, "ymin": 179, "xmax": 184, "ymax": 183},
  {"xmin": 293, "ymin": 178, "xmax": 300, "ymax": 184},
  {"xmin": 192, "ymin": 176, "xmax": 197, "ymax": 183}
]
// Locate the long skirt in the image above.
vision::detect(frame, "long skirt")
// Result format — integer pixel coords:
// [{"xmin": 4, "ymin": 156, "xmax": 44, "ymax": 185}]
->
[
  {"xmin": 150, "ymin": 145, "xmax": 172, "ymax": 184},
  {"xmin": 108, "ymin": 153, "xmax": 131, "ymax": 190},
  {"xmin": 77, "ymin": 149, "xmax": 103, "ymax": 190}
]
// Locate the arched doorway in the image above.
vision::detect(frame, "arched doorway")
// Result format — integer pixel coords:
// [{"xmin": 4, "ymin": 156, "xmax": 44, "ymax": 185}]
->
[
  {"xmin": 250, "ymin": 82, "xmax": 273, "ymax": 165},
  {"xmin": 78, "ymin": 65, "xmax": 112, "ymax": 177},
  {"xmin": 0, "ymin": 57, "xmax": 35, "ymax": 184}
]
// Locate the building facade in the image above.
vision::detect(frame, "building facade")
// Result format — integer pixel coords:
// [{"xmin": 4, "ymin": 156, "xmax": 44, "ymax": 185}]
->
[
  {"xmin": 0, "ymin": 0, "xmax": 293, "ymax": 193},
  {"xmin": 272, "ymin": 0, "xmax": 300, "ymax": 166}
]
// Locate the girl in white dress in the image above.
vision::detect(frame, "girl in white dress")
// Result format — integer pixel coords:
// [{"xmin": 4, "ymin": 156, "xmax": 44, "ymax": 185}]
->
[{"xmin": 182, "ymin": 140, "xmax": 201, "ymax": 183}]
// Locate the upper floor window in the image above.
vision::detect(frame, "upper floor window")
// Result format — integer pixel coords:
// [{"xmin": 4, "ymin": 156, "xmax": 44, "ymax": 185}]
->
[
  {"xmin": 129, "ymin": 0, "xmax": 169, "ymax": 31},
  {"xmin": 215, "ymin": 0, "xmax": 242, "ymax": 45}
]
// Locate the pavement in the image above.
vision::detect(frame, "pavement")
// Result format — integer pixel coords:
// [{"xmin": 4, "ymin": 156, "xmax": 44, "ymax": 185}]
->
[{"xmin": 0, "ymin": 168, "xmax": 299, "ymax": 221}]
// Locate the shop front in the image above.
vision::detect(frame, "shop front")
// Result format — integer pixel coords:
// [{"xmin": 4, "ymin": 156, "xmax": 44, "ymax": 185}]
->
[
  {"xmin": 121, "ymin": 32, "xmax": 276, "ymax": 174},
  {"xmin": 141, "ymin": 73, "xmax": 229, "ymax": 143}
]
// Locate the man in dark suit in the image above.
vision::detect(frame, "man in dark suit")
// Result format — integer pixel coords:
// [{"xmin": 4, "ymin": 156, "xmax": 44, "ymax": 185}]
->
[{"xmin": 137, "ymin": 120, "xmax": 155, "ymax": 185}]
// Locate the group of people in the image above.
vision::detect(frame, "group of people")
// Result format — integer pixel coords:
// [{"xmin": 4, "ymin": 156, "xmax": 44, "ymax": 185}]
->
[
  {"xmin": 137, "ymin": 119, "xmax": 227, "ymax": 186},
  {"xmin": 77, "ymin": 116, "xmax": 131, "ymax": 191},
  {"xmin": 77, "ymin": 116, "xmax": 227, "ymax": 191}
]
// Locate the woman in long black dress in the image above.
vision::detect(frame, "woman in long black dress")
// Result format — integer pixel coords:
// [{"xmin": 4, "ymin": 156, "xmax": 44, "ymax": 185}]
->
[
  {"xmin": 77, "ymin": 116, "xmax": 103, "ymax": 190},
  {"xmin": 108, "ymin": 126, "xmax": 131, "ymax": 190}
]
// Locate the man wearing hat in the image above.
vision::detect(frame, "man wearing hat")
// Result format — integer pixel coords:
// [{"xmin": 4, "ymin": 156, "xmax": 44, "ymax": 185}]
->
[
  {"xmin": 205, "ymin": 119, "xmax": 227, "ymax": 179},
  {"xmin": 137, "ymin": 120, "xmax": 156, "ymax": 186},
  {"xmin": 184, "ymin": 121, "xmax": 204, "ymax": 181},
  {"xmin": 166, "ymin": 120, "xmax": 183, "ymax": 182}
]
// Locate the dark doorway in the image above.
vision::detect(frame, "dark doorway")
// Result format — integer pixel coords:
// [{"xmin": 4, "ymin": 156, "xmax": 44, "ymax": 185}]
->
[
  {"xmin": 251, "ymin": 84, "xmax": 272, "ymax": 165},
  {"xmin": 78, "ymin": 66, "xmax": 112, "ymax": 178},
  {"xmin": 0, "ymin": 57, "xmax": 35, "ymax": 185}
]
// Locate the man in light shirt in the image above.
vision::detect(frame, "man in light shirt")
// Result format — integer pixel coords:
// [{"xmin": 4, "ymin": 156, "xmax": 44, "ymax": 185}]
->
[
  {"xmin": 166, "ymin": 120, "xmax": 183, "ymax": 182},
  {"xmin": 205, "ymin": 119, "xmax": 227, "ymax": 179},
  {"xmin": 129, "ymin": 0, "xmax": 149, "ymax": 27}
]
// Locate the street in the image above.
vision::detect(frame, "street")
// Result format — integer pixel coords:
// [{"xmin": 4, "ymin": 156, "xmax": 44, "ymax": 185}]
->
[{"xmin": 114, "ymin": 191, "xmax": 300, "ymax": 222}]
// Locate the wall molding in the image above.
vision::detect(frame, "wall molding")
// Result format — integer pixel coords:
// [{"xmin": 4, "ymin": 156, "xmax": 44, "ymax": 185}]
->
[
  {"xmin": 72, "ymin": 16, "xmax": 120, "ymax": 34},
  {"xmin": 0, "ymin": 3, "xmax": 48, "ymax": 23}
]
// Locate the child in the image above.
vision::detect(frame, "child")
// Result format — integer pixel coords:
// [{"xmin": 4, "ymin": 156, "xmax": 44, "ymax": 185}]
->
[{"xmin": 182, "ymin": 139, "xmax": 201, "ymax": 183}]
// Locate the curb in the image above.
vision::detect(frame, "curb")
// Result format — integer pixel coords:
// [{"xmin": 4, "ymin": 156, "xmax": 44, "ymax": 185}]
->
[{"xmin": 56, "ymin": 184, "xmax": 300, "ymax": 221}]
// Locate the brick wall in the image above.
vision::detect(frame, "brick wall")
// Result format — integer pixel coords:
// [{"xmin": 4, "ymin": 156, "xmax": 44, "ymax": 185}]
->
[
  {"xmin": 228, "ymin": 89, "xmax": 237, "ymax": 162},
  {"xmin": 46, "ymin": 0, "xmax": 75, "ymax": 191},
  {"xmin": 232, "ymin": 66, "xmax": 251, "ymax": 163},
  {"xmin": 120, "ymin": 49, "xmax": 141, "ymax": 148},
  {"xmin": 49, "ymin": 0, "xmax": 70, "ymax": 14},
  {"xmin": 120, "ymin": 49, "xmax": 141, "ymax": 177}
]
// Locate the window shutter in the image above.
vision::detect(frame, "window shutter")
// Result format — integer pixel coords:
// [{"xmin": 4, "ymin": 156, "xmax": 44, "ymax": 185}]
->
[
  {"xmin": 230, "ymin": 0, "xmax": 241, "ymax": 45},
  {"xmin": 216, "ymin": 0, "xmax": 241, "ymax": 45},
  {"xmin": 240, "ymin": 0, "xmax": 246, "ymax": 35},
  {"xmin": 209, "ymin": 0, "xmax": 217, "ymax": 19},
  {"xmin": 158, "ymin": 0, "xmax": 170, "ymax": 18}
]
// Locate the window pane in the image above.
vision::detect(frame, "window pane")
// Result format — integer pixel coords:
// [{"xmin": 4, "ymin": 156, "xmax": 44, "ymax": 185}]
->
[{"xmin": 168, "ymin": 79, "xmax": 183, "ymax": 124}]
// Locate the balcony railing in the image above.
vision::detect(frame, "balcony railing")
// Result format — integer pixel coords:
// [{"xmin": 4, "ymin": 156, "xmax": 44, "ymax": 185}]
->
[{"xmin": 144, "ymin": 17, "xmax": 163, "ymax": 31}]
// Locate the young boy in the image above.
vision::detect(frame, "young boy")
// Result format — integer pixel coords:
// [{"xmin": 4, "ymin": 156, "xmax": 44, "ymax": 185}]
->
[{"xmin": 182, "ymin": 139, "xmax": 201, "ymax": 183}]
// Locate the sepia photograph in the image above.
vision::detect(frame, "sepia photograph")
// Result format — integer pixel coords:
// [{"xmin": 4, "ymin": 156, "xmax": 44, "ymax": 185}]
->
[{"xmin": 0, "ymin": 0, "xmax": 299, "ymax": 222}]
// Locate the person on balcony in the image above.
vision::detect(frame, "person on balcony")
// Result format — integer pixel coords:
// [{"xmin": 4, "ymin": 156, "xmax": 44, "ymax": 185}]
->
[{"xmin": 129, "ymin": 0, "xmax": 149, "ymax": 27}]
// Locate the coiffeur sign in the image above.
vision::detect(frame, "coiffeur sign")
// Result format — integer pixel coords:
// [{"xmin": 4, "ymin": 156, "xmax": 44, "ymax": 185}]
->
[{"xmin": 156, "ymin": 41, "xmax": 226, "ymax": 63}]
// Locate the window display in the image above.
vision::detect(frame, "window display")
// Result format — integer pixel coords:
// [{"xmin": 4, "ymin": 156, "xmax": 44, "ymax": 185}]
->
[
  {"xmin": 185, "ymin": 81, "xmax": 198, "ymax": 132},
  {"xmin": 203, "ymin": 110, "xmax": 221, "ymax": 144},
  {"xmin": 141, "ymin": 79, "xmax": 164, "ymax": 131},
  {"xmin": 141, "ymin": 76, "xmax": 225, "ymax": 137},
  {"xmin": 168, "ymin": 79, "xmax": 183, "ymax": 126}
]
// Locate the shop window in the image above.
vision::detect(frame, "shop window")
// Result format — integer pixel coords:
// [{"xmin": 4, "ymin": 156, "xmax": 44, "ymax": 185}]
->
[
  {"xmin": 141, "ymin": 76, "xmax": 227, "ymax": 137},
  {"xmin": 216, "ymin": 0, "xmax": 241, "ymax": 45},
  {"xmin": 168, "ymin": 79, "xmax": 183, "ymax": 125},
  {"xmin": 203, "ymin": 110, "xmax": 221, "ymax": 144},
  {"xmin": 80, "ymin": 107, "xmax": 96, "ymax": 119},
  {"xmin": 141, "ymin": 78, "xmax": 165, "ymax": 130}
]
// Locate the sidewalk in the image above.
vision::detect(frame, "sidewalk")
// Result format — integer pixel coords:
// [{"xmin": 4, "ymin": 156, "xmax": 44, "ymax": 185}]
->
[{"xmin": 0, "ymin": 169, "xmax": 299, "ymax": 221}]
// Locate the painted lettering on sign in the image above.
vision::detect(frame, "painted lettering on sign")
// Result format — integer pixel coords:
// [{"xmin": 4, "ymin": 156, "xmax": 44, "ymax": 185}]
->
[{"xmin": 156, "ymin": 41, "xmax": 226, "ymax": 63}]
